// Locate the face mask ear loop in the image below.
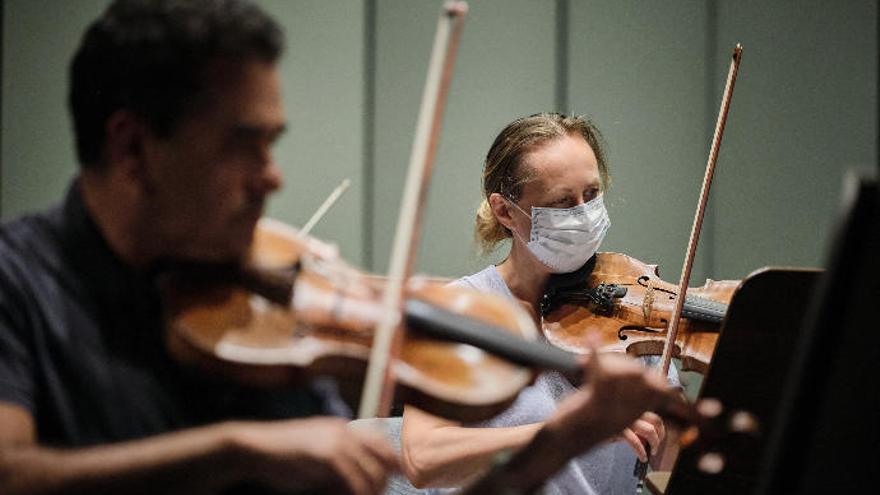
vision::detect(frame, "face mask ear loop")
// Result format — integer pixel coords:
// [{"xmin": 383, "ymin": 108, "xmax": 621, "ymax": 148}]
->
[
  {"xmin": 504, "ymin": 196, "xmax": 531, "ymax": 219},
  {"xmin": 504, "ymin": 196, "xmax": 532, "ymax": 247}
]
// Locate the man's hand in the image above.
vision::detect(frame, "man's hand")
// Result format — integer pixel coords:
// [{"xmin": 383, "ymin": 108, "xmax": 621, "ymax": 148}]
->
[
  {"xmin": 544, "ymin": 351, "xmax": 675, "ymax": 460},
  {"xmin": 0, "ymin": 401, "xmax": 399, "ymax": 495},
  {"xmin": 234, "ymin": 417, "xmax": 399, "ymax": 495}
]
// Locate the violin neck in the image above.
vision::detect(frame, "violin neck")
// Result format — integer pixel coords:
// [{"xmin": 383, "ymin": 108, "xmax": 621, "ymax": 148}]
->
[
  {"xmin": 405, "ymin": 299, "xmax": 583, "ymax": 380},
  {"xmin": 549, "ymin": 284, "xmax": 727, "ymax": 325},
  {"xmin": 235, "ymin": 266, "xmax": 584, "ymax": 381}
]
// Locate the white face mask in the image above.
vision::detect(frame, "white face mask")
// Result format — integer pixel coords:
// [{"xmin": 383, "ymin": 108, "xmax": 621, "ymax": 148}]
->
[{"xmin": 507, "ymin": 195, "xmax": 610, "ymax": 273}]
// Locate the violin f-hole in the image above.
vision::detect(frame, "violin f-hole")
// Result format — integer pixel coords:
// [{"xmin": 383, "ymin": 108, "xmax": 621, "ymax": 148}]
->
[
  {"xmin": 637, "ymin": 275, "xmax": 677, "ymax": 297},
  {"xmin": 617, "ymin": 325, "xmax": 664, "ymax": 341}
]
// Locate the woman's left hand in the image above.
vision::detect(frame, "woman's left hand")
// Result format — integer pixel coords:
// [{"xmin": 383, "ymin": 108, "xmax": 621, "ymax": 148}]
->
[{"xmin": 619, "ymin": 411, "xmax": 665, "ymax": 462}]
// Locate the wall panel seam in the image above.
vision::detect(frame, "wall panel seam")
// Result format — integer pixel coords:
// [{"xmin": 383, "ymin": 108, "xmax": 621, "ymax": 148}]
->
[{"xmin": 363, "ymin": 0, "xmax": 377, "ymax": 269}]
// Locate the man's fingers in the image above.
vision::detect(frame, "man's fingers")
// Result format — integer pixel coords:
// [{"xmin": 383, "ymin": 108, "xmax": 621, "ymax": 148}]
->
[
  {"xmin": 345, "ymin": 431, "xmax": 397, "ymax": 495},
  {"xmin": 621, "ymin": 427, "xmax": 647, "ymax": 462},
  {"xmin": 350, "ymin": 451, "xmax": 389, "ymax": 495},
  {"xmin": 355, "ymin": 429, "xmax": 400, "ymax": 473},
  {"xmin": 333, "ymin": 451, "xmax": 379, "ymax": 495}
]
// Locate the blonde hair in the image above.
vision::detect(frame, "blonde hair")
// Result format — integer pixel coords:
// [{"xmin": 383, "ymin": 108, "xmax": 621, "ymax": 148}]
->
[{"xmin": 475, "ymin": 112, "xmax": 609, "ymax": 253}]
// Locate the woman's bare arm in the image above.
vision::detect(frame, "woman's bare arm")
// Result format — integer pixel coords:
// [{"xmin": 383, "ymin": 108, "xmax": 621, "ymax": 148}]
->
[{"xmin": 401, "ymin": 405, "xmax": 542, "ymax": 488}]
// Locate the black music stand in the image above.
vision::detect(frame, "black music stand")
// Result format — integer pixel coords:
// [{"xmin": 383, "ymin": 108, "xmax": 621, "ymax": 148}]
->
[
  {"xmin": 754, "ymin": 172, "xmax": 880, "ymax": 495},
  {"xmin": 658, "ymin": 267, "xmax": 820, "ymax": 495}
]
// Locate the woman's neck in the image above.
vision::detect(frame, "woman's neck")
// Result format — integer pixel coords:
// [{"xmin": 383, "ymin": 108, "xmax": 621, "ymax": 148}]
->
[{"xmin": 496, "ymin": 243, "xmax": 551, "ymax": 312}]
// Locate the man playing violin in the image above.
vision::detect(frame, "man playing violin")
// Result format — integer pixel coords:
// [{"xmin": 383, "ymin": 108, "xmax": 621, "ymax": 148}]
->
[
  {"xmin": 0, "ymin": 2, "xmax": 397, "ymax": 493},
  {"xmin": 402, "ymin": 113, "xmax": 679, "ymax": 494},
  {"xmin": 0, "ymin": 2, "xmax": 680, "ymax": 494}
]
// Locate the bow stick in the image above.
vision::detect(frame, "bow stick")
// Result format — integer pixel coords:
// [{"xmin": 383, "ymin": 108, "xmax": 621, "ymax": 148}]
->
[
  {"xmin": 358, "ymin": 1, "xmax": 469, "ymax": 419},
  {"xmin": 634, "ymin": 44, "xmax": 743, "ymax": 481},
  {"xmin": 299, "ymin": 178, "xmax": 351, "ymax": 236},
  {"xmin": 659, "ymin": 44, "xmax": 743, "ymax": 376}
]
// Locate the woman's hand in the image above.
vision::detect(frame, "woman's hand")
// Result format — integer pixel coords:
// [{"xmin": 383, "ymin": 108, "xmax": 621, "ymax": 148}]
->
[
  {"xmin": 543, "ymin": 350, "xmax": 675, "ymax": 461},
  {"xmin": 619, "ymin": 411, "xmax": 666, "ymax": 462}
]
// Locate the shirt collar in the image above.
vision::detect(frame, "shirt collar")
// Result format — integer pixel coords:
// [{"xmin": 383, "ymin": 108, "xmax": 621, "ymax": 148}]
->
[{"xmin": 50, "ymin": 178, "xmax": 158, "ymax": 308}]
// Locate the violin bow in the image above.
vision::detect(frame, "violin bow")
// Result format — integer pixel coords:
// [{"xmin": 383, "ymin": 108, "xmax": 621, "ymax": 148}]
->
[
  {"xmin": 634, "ymin": 44, "xmax": 743, "ymax": 480},
  {"xmin": 358, "ymin": 1, "xmax": 469, "ymax": 419},
  {"xmin": 299, "ymin": 178, "xmax": 351, "ymax": 236},
  {"xmin": 659, "ymin": 44, "xmax": 743, "ymax": 376}
]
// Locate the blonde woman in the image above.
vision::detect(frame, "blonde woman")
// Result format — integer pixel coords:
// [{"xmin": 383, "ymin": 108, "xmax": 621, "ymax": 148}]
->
[{"xmin": 402, "ymin": 113, "xmax": 678, "ymax": 494}]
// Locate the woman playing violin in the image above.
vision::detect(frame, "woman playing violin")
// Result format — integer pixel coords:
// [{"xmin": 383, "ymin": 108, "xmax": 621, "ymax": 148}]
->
[{"xmin": 402, "ymin": 113, "xmax": 680, "ymax": 493}]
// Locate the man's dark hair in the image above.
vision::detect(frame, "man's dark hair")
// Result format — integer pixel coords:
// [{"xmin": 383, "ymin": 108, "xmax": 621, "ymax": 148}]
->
[{"xmin": 69, "ymin": 0, "xmax": 284, "ymax": 168}]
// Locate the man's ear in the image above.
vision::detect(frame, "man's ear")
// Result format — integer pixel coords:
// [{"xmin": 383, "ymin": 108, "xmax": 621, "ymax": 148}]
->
[
  {"xmin": 488, "ymin": 192, "xmax": 516, "ymax": 231},
  {"xmin": 103, "ymin": 109, "xmax": 150, "ymax": 189}
]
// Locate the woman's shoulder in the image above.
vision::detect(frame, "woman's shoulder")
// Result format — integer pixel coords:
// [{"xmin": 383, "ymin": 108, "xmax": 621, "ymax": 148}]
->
[{"xmin": 450, "ymin": 265, "xmax": 510, "ymax": 297}]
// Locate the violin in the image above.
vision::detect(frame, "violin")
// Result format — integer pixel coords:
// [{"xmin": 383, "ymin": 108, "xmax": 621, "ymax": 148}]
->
[
  {"xmin": 161, "ymin": 219, "xmax": 553, "ymax": 423},
  {"xmin": 541, "ymin": 252, "xmax": 739, "ymax": 373}
]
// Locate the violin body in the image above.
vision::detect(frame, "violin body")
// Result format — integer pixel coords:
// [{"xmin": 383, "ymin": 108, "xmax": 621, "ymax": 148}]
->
[
  {"xmin": 542, "ymin": 252, "xmax": 739, "ymax": 373},
  {"xmin": 162, "ymin": 219, "xmax": 536, "ymax": 423}
]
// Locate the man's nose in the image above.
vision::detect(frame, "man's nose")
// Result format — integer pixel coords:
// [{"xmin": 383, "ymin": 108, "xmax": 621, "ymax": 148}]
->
[
  {"xmin": 251, "ymin": 149, "xmax": 283, "ymax": 195},
  {"xmin": 257, "ymin": 160, "xmax": 283, "ymax": 194}
]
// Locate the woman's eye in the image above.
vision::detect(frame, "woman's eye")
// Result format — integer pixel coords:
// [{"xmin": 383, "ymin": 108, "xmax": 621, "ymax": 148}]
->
[{"xmin": 584, "ymin": 188, "xmax": 599, "ymax": 201}]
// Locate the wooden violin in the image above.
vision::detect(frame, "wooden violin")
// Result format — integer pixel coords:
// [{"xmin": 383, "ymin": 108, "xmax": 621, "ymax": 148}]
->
[
  {"xmin": 160, "ymin": 219, "xmax": 566, "ymax": 423},
  {"xmin": 541, "ymin": 252, "xmax": 739, "ymax": 373}
]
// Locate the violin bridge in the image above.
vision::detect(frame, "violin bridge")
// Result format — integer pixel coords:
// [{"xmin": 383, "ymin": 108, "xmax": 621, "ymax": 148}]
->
[{"xmin": 642, "ymin": 280, "xmax": 655, "ymax": 322}]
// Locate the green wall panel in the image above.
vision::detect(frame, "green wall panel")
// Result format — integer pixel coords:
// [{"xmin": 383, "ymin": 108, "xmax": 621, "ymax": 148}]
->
[
  {"xmin": 713, "ymin": 0, "xmax": 878, "ymax": 279},
  {"xmin": 260, "ymin": 0, "xmax": 366, "ymax": 266},
  {"xmin": 372, "ymin": 0, "xmax": 556, "ymax": 277},
  {"xmin": 568, "ymin": 0, "xmax": 713, "ymax": 284},
  {"xmin": 2, "ymin": 0, "xmax": 105, "ymax": 218}
]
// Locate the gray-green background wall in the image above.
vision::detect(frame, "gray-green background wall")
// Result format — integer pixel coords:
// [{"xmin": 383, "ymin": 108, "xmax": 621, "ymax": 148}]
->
[{"xmin": 2, "ymin": 0, "xmax": 877, "ymax": 285}]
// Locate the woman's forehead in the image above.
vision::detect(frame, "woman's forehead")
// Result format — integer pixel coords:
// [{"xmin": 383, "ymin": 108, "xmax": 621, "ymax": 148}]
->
[{"xmin": 518, "ymin": 136, "xmax": 600, "ymax": 196}]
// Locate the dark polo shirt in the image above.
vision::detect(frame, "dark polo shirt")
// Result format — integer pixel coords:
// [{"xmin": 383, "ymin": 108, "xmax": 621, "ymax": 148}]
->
[{"xmin": 0, "ymin": 181, "xmax": 343, "ymax": 447}]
